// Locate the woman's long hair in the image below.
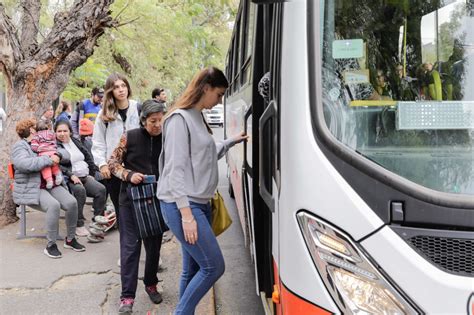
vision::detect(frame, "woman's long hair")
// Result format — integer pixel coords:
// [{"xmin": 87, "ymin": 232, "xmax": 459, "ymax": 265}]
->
[
  {"xmin": 100, "ymin": 73, "xmax": 132, "ymax": 122},
  {"xmin": 164, "ymin": 66, "xmax": 228, "ymax": 133},
  {"xmin": 166, "ymin": 67, "xmax": 228, "ymax": 116}
]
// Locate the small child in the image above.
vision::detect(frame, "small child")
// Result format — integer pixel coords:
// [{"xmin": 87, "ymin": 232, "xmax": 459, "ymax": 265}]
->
[{"xmin": 31, "ymin": 120, "xmax": 63, "ymax": 189}]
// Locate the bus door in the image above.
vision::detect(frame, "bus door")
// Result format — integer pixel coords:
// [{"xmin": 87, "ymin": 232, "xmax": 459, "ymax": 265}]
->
[{"xmin": 255, "ymin": 1, "xmax": 283, "ymax": 309}]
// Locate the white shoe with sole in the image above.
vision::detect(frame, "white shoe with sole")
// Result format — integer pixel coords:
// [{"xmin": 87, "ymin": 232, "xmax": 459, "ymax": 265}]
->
[
  {"xmin": 55, "ymin": 173, "xmax": 63, "ymax": 185},
  {"xmin": 75, "ymin": 226, "xmax": 90, "ymax": 237}
]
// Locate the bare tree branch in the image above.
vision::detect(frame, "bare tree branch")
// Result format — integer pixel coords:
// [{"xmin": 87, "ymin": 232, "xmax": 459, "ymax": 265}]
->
[
  {"xmin": 34, "ymin": 0, "xmax": 116, "ymax": 65},
  {"xmin": 20, "ymin": 0, "xmax": 41, "ymax": 56},
  {"xmin": 115, "ymin": 16, "xmax": 140, "ymax": 28},
  {"xmin": 0, "ymin": 4, "xmax": 23, "ymax": 78},
  {"xmin": 114, "ymin": 0, "xmax": 131, "ymax": 19},
  {"xmin": 112, "ymin": 51, "xmax": 131, "ymax": 74},
  {"xmin": 11, "ymin": 0, "xmax": 117, "ymax": 91}
]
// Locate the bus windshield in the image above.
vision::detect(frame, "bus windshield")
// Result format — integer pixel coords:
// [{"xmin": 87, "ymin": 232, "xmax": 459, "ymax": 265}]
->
[{"xmin": 320, "ymin": 0, "xmax": 474, "ymax": 195}]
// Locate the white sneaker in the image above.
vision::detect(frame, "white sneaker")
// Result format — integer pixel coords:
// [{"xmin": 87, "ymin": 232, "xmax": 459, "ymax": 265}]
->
[
  {"xmin": 87, "ymin": 234, "xmax": 103, "ymax": 243},
  {"xmin": 55, "ymin": 173, "xmax": 63, "ymax": 185},
  {"xmin": 75, "ymin": 226, "xmax": 90, "ymax": 237}
]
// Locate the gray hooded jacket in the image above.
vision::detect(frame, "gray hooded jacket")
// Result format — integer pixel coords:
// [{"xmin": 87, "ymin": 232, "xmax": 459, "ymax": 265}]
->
[
  {"xmin": 157, "ymin": 108, "xmax": 237, "ymax": 209},
  {"xmin": 11, "ymin": 139, "xmax": 69, "ymax": 205}
]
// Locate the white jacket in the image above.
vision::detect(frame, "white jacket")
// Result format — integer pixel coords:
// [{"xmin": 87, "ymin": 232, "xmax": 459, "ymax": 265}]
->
[{"xmin": 91, "ymin": 100, "xmax": 140, "ymax": 168}]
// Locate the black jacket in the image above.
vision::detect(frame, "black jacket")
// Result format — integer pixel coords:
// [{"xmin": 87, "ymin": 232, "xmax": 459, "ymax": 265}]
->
[
  {"xmin": 124, "ymin": 127, "xmax": 162, "ymax": 180},
  {"xmin": 119, "ymin": 127, "xmax": 162, "ymax": 206}
]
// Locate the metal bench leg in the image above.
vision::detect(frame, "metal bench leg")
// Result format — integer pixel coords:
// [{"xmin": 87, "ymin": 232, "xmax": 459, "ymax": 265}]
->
[
  {"xmin": 16, "ymin": 205, "xmax": 64, "ymax": 240},
  {"xmin": 19, "ymin": 205, "xmax": 26, "ymax": 238}
]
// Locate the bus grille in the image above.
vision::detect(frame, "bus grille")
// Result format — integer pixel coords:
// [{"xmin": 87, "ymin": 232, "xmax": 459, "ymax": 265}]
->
[{"xmin": 408, "ymin": 235, "xmax": 473, "ymax": 277}]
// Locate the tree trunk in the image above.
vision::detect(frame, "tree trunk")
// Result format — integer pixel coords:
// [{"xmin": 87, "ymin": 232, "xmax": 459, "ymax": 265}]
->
[
  {"xmin": 0, "ymin": 0, "xmax": 116, "ymax": 227},
  {"xmin": 0, "ymin": 72, "xmax": 68, "ymax": 226}
]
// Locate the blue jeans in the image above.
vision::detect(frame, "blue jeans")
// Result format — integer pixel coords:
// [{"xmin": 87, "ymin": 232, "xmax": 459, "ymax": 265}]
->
[{"xmin": 160, "ymin": 201, "xmax": 225, "ymax": 315}]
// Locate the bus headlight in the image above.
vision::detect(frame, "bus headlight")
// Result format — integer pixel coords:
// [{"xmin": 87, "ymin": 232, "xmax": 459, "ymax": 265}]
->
[
  {"xmin": 297, "ymin": 212, "xmax": 419, "ymax": 314},
  {"xmin": 329, "ymin": 268, "xmax": 406, "ymax": 314}
]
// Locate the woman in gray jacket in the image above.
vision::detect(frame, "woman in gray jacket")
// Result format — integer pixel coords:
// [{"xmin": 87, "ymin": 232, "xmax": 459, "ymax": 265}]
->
[
  {"xmin": 11, "ymin": 118, "xmax": 85, "ymax": 258},
  {"xmin": 157, "ymin": 67, "xmax": 247, "ymax": 314}
]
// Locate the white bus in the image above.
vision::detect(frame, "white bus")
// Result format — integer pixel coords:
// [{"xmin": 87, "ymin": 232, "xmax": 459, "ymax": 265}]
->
[{"xmin": 224, "ymin": 0, "xmax": 474, "ymax": 314}]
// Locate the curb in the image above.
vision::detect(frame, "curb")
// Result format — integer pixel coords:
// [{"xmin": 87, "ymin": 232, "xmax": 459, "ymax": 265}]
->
[
  {"xmin": 210, "ymin": 286, "xmax": 217, "ymax": 315},
  {"xmin": 195, "ymin": 286, "xmax": 216, "ymax": 315}
]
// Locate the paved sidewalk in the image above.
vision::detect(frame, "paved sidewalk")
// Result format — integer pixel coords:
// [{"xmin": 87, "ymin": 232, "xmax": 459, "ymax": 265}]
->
[{"xmin": 0, "ymin": 206, "xmax": 214, "ymax": 315}]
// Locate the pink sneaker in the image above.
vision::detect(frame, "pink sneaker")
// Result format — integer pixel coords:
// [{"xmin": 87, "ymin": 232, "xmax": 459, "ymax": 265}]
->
[
  {"xmin": 145, "ymin": 285, "xmax": 163, "ymax": 304},
  {"xmin": 118, "ymin": 297, "xmax": 134, "ymax": 314}
]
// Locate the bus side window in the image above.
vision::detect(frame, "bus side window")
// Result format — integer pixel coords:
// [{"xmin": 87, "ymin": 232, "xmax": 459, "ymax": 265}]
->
[{"xmin": 241, "ymin": 2, "xmax": 255, "ymax": 86}]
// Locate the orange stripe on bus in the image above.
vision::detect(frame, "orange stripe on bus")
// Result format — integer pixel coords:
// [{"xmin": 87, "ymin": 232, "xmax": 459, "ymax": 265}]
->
[
  {"xmin": 280, "ymin": 284, "xmax": 332, "ymax": 315},
  {"xmin": 273, "ymin": 260, "xmax": 332, "ymax": 315}
]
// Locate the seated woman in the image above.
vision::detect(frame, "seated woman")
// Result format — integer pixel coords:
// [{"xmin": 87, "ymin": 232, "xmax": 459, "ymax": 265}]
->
[
  {"xmin": 54, "ymin": 120, "xmax": 107, "ymax": 237},
  {"xmin": 11, "ymin": 118, "xmax": 85, "ymax": 258}
]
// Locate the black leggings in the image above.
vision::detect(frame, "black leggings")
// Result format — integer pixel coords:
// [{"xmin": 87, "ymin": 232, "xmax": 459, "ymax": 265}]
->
[{"xmin": 120, "ymin": 201, "xmax": 163, "ymax": 298}]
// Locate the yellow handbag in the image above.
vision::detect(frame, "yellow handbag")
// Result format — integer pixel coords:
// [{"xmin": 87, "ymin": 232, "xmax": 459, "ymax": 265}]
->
[{"xmin": 211, "ymin": 191, "xmax": 232, "ymax": 236}]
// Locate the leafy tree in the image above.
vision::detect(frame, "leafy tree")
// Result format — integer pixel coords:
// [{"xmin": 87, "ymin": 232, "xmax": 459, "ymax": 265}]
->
[
  {"xmin": 438, "ymin": 3, "xmax": 466, "ymax": 62},
  {"xmin": 0, "ymin": 0, "xmax": 117, "ymax": 225},
  {"xmin": 64, "ymin": 0, "xmax": 236, "ymax": 103},
  {"xmin": 0, "ymin": 0, "xmax": 237, "ymax": 225}
]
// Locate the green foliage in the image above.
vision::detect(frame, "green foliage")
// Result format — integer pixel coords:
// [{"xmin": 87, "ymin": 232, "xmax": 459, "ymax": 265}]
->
[
  {"xmin": 65, "ymin": 0, "xmax": 237, "ymax": 103},
  {"xmin": 62, "ymin": 58, "xmax": 109, "ymax": 101},
  {"xmin": 2, "ymin": 0, "xmax": 237, "ymax": 103},
  {"xmin": 438, "ymin": 3, "xmax": 466, "ymax": 62}
]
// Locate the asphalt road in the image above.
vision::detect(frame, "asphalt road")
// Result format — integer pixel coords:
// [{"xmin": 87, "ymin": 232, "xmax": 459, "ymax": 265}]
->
[{"xmin": 213, "ymin": 126, "xmax": 264, "ymax": 315}]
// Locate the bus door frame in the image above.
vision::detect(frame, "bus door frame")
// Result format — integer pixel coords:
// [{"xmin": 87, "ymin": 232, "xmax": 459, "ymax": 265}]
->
[{"xmin": 257, "ymin": 0, "xmax": 283, "ymax": 305}]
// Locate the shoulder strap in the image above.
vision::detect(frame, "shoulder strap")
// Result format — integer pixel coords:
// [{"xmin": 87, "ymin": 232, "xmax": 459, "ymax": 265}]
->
[{"xmin": 162, "ymin": 111, "xmax": 194, "ymax": 182}]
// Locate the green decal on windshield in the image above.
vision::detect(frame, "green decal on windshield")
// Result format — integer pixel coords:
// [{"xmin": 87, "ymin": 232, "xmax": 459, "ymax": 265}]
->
[{"xmin": 333, "ymin": 39, "xmax": 364, "ymax": 59}]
